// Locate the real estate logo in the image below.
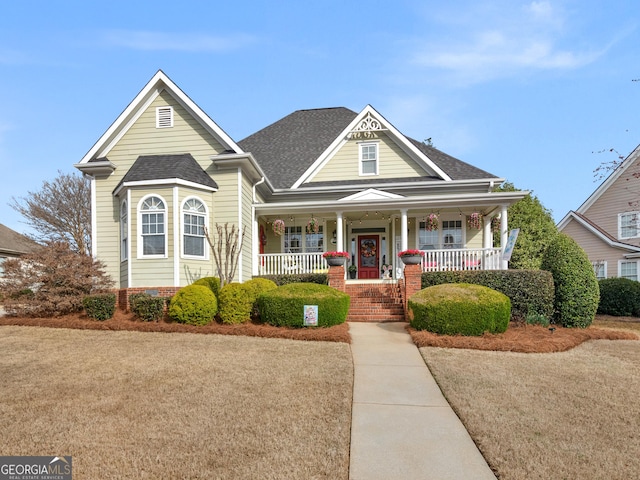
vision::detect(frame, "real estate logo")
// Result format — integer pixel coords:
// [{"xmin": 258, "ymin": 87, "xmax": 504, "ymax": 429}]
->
[{"xmin": 0, "ymin": 456, "xmax": 72, "ymax": 480}]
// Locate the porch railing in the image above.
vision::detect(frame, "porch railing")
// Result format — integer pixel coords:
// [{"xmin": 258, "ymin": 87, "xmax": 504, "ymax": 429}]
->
[
  {"xmin": 257, "ymin": 248, "xmax": 503, "ymax": 276},
  {"xmin": 420, "ymin": 248, "xmax": 502, "ymax": 271}
]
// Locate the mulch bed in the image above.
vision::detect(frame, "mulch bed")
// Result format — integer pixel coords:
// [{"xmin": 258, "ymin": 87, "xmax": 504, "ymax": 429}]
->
[
  {"xmin": 409, "ymin": 321, "xmax": 639, "ymax": 353},
  {"xmin": 0, "ymin": 309, "xmax": 352, "ymax": 344}
]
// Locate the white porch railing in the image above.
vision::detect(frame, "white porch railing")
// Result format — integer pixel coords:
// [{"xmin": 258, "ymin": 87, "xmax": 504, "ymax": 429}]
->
[
  {"xmin": 257, "ymin": 248, "xmax": 503, "ymax": 276},
  {"xmin": 258, "ymin": 252, "xmax": 328, "ymax": 276},
  {"xmin": 420, "ymin": 248, "xmax": 502, "ymax": 271}
]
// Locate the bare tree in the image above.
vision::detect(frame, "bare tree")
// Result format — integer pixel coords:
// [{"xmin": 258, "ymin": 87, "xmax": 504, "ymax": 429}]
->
[
  {"xmin": 10, "ymin": 170, "xmax": 91, "ymax": 254},
  {"xmin": 205, "ymin": 223, "xmax": 246, "ymax": 287}
]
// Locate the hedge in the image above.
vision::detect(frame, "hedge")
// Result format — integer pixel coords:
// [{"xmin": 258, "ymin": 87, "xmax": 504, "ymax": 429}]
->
[
  {"xmin": 83, "ymin": 293, "xmax": 116, "ymax": 321},
  {"xmin": 129, "ymin": 293, "xmax": 166, "ymax": 322},
  {"xmin": 218, "ymin": 278, "xmax": 277, "ymax": 324},
  {"xmin": 421, "ymin": 270, "xmax": 554, "ymax": 321},
  {"xmin": 255, "ymin": 273, "xmax": 328, "ymax": 286},
  {"xmin": 597, "ymin": 277, "xmax": 640, "ymax": 317}
]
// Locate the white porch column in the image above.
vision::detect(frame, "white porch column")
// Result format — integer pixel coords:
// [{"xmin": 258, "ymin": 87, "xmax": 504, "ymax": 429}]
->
[
  {"xmin": 500, "ymin": 205, "xmax": 509, "ymax": 269},
  {"xmin": 336, "ymin": 211, "xmax": 344, "ymax": 252},
  {"xmin": 400, "ymin": 209, "xmax": 408, "ymax": 251},
  {"xmin": 483, "ymin": 215, "xmax": 492, "ymax": 249},
  {"xmin": 252, "ymin": 208, "xmax": 259, "ymax": 276}
]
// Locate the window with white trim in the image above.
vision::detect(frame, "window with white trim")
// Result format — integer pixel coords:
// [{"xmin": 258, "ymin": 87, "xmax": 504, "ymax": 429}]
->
[
  {"xmin": 442, "ymin": 220, "xmax": 463, "ymax": 248},
  {"xmin": 0, "ymin": 256, "xmax": 6, "ymax": 277},
  {"xmin": 620, "ymin": 261, "xmax": 638, "ymax": 281},
  {"xmin": 305, "ymin": 226, "xmax": 324, "ymax": 253},
  {"xmin": 284, "ymin": 226, "xmax": 302, "ymax": 253},
  {"xmin": 120, "ymin": 200, "xmax": 128, "ymax": 261},
  {"xmin": 619, "ymin": 211, "xmax": 640, "ymax": 239},
  {"xmin": 156, "ymin": 106, "xmax": 174, "ymax": 128},
  {"xmin": 139, "ymin": 195, "xmax": 166, "ymax": 257},
  {"xmin": 359, "ymin": 142, "xmax": 378, "ymax": 175},
  {"xmin": 183, "ymin": 198, "xmax": 207, "ymax": 258},
  {"xmin": 592, "ymin": 260, "xmax": 606, "ymax": 280},
  {"xmin": 418, "ymin": 222, "xmax": 439, "ymax": 250}
]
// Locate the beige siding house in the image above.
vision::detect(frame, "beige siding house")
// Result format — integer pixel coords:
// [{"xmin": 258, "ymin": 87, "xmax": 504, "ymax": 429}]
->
[
  {"xmin": 75, "ymin": 70, "xmax": 525, "ymax": 296},
  {"xmin": 558, "ymin": 144, "xmax": 640, "ymax": 280},
  {"xmin": 0, "ymin": 224, "xmax": 39, "ymax": 276}
]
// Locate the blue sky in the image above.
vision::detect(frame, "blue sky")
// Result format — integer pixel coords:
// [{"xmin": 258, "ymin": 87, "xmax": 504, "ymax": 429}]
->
[{"xmin": 1, "ymin": 0, "xmax": 639, "ymax": 234}]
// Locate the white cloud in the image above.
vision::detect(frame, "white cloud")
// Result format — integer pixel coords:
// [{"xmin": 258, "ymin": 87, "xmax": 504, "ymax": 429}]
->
[{"xmin": 103, "ymin": 30, "xmax": 257, "ymax": 52}]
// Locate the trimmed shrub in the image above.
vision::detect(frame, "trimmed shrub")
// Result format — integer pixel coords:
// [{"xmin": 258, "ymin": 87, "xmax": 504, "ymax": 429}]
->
[
  {"xmin": 540, "ymin": 233, "xmax": 600, "ymax": 328},
  {"xmin": 409, "ymin": 283, "xmax": 511, "ymax": 336},
  {"xmin": 168, "ymin": 285, "xmax": 218, "ymax": 326},
  {"xmin": 191, "ymin": 277, "xmax": 221, "ymax": 300},
  {"xmin": 129, "ymin": 293, "xmax": 166, "ymax": 322},
  {"xmin": 218, "ymin": 278, "xmax": 278, "ymax": 324},
  {"xmin": 422, "ymin": 270, "xmax": 554, "ymax": 320},
  {"xmin": 255, "ymin": 273, "xmax": 328, "ymax": 286},
  {"xmin": 598, "ymin": 277, "xmax": 640, "ymax": 316},
  {"xmin": 257, "ymin": 283, "xmax": 350, "ymax": 328},
  {"xmin": 83, "ymin": 293, "xmax": 116, "ymax": 321}
]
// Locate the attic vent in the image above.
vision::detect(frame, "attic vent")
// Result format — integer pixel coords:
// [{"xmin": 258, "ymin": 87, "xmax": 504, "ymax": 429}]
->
[{"xmin": 156, "ymin": 106, "xmax": 173, "ymax": 128}]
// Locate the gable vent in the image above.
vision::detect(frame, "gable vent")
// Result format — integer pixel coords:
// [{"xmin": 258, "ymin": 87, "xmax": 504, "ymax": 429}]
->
[{"xmin": 156, "ymin": 106, "xmax": 174, "ymax": 128}]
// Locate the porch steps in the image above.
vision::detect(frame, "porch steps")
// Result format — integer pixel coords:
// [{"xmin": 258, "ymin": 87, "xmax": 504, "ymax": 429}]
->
[{"xmin": 345, "ymin": 282, "xmax": 405, "ymax": 322}]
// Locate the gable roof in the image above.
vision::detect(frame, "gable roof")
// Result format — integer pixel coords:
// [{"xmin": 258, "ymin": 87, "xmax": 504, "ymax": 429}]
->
[
  {"xmin": 113, "ymin": 154, "xmax": 218, "ymax": 195},
  {"xmin": 76, "ymin": 70, "xmax": 242, "ymax": 170},
  {"xmin": 560, "ymin": 211, "xmax": 640, "ymax": 253},
  {"xmin": 238, "ymin": 106, "xmax": 498, "ymax": 190},
  {"xmin": 0, "ymin": 223, "xmax": 39, "ymax": 256}
]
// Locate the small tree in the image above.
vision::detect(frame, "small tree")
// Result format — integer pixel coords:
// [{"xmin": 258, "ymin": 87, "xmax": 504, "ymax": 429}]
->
[
  {"xmin": 205, "ymin": 223, "xmax": 246, "ymax": 287},
  {"xmin": 10, "ymin": 171, "xmax": 91, "ymax": 254},
  {"xmin": 2, "ymin": 241, "xmax": 113, "ymax": 317}
]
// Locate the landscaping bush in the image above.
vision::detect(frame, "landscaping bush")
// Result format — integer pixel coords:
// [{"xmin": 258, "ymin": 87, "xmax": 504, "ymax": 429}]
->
[
  {"xmin": 129, "ymin": 293, "xmax": 166, "ymax": 322},
  {"xmin": 409, "ymin": 283, "xmax": 511, "ymax": 336},
  {"xmin": 256, "ymin": 273, "xmax": 328, "ymax": 286},
  {"xmin": 218, "ymin": 278, "xmax": 278, "ymax": 324},
  {"xmin": 168, "ymin": 285, "xmax": 218, "ymax": 326},
  {"xmin": 82, "ymin": 293, "xmax": 116, "ymax": 321},
  {"xmin": 191, "ymin": 276, "xmax": 221, "ymax": 299},
  {"xmin": 422, "ymin": 270, "xmax": 554, "ymax": 320},
  {"xmin": 540, "ymin": 233, "xmax": 600, "ymax": 328},
  {"xmin": 598, "ymin": 277, "xmax": 640, "ymax": 316},
  {"xmin": 525, "ymin": 312, "xmax": 550, "ymax": 327},
  {"xmin": 257, "ymin": 283, "xmax": 350, "ymax": 328}
]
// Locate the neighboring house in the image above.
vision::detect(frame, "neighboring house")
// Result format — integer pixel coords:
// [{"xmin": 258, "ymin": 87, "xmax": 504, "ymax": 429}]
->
[
  {"xmin": 0, "ymin": 223, "xmax": 39, "ymax": 276},
  {"xmin": 559, "ymin": 144, "xmax": 640, "ymax": 280},
  {"xmin": 75, "ymin": 70, "xmax": 526, "ymax": 297}
]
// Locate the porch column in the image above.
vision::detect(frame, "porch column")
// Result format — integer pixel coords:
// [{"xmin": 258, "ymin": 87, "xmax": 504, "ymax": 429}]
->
[
  {"xmin": 500, "ymin": 205, "xmax": 508, "ymax": 269},
  {"xmin": 483, "ymin": 214, "xmax": 492, "ymax": 249},
  {"xmin": 252, "ymin": 210, "xmax": 259, "ymax": 276},
  {"xmin": 336, "ymin": 211, "xmax": 344, "ymax": 252},
  {"xmin": 400, "ymin": 209, "xmax": 408, "ymax": 251}
]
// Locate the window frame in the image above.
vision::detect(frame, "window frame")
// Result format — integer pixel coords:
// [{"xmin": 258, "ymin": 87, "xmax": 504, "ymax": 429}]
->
[
  {"xmin": 359, "ymin": 142, "xmax": 379, "ymax": 176},
  {"xmin": 618, "ymin": 211, "xmax": 640, "ymax": 240},
  {"xmin": 181, "ymin": 196, "xmax": 209, "ymax": 260},
  {"xmin": 137, "ymin": 194, "xmax": 168, "ymax": 259},
  {"xmin": 619, "ymin": 260, "xmax": 638, "ymax": 281},
  {"xmin": 592, "ymin": 260, "xmax": 607, "ymax": 280},
  {"xmin": 282, "ymin": 225, "xmax": 324, "ymax": 254},
  {"xmin": 120, "ymin": 200, "xmax": 128, "ymax": 261}
]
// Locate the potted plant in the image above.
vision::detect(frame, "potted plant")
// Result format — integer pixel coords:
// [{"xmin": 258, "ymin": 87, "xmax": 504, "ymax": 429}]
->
[
  {"xmin": 323, "ymin": 251, "xmax": 350, "ymax": 266},
  {"xmin": 398, "ymin": 249, "xmax": 424, "ymax": 265},
  {"xmin": 348, "ymin": 263, "xmax": 357, "ymax": 279}
]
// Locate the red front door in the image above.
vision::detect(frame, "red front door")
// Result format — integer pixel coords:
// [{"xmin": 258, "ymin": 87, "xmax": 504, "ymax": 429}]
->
[{"xmin": 358, "ymin": 235, "xmax": 379, "ymax": 279}]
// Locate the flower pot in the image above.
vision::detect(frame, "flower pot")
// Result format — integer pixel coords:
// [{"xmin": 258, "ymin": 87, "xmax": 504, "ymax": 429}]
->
[
  {"xmin": 349, "ymin": 270, "xmax": 357, "ymax": 279},
  {"xmin": 326, "ymin": 257, "xmax": 346, "ymax": 267},
  {"xmin": 400, "ymin": 255, "xmax": 422, "ymax": 265}
]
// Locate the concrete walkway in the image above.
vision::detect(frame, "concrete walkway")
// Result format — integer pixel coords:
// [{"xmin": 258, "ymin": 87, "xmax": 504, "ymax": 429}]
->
[{"xmin": 348, "ymin": 322, "xmax": 496, "ymax": 480}]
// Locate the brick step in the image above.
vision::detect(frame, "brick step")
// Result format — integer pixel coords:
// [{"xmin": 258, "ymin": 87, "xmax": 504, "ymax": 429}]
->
[
  {"xmin": 345, "ymin": 282, "xmax": 406, "ymax": 322},
  {"xmin": 347, "ymin": 313, "xmax": 406, "ymax": 322}
]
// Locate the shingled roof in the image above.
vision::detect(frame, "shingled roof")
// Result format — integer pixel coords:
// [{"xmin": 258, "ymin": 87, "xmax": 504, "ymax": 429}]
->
[
  {"xmin": 238, "ymin": 107, "xmax": 498, "ymax": 189},
  {"xmin": 114, "ymin": 154, "xmax": 218, "ymax": 193},
  {"xmin": 0, "ymin": 223, "xmax": 39, "ymax": 256}
]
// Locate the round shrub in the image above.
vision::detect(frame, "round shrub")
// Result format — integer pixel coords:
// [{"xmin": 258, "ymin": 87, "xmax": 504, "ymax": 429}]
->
[
  {"xmin": 408, "ymin": 283, "xmax": 511, "ymax": 336},
  {"xmin": 598, "ymin": 277, "xmax": 640, "ymax": 316},
  {"xmin": 191, "ymin": 277, "xmax": 221, "ymax": 300},
  {"xmin": 257, "ymin": 283, "xmax": 350, "ymax": 328},
  {"xmin": 540, "ymin": 233, "xmax": 600, "ymax": 328},
  {"xmin": 218, "ymin": 283, "xmax": 253, "ymax": 324},
  {"xmin": 168, "ymin": 285, "xmax": 218, "ymax": 326},
  {"xmin": 83, "ymin": 293, "xmax": 116, "ymax": 321}
]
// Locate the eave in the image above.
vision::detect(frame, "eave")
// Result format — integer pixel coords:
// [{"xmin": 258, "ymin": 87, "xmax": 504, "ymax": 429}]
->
[{"xmin": 74, "ymin": 160, "xmax": 116, "ymax": 176}]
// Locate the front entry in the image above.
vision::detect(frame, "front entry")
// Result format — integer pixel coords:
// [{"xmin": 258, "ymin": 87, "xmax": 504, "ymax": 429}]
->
[{"xmin": 358, "ymin": 235, "xmax": 379, "ymax": 279}]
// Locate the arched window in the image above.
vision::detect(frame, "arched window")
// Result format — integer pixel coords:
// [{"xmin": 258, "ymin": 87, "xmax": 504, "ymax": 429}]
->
[
  {"xmin": 120, "ymin": 200, "xmax": 128, "ymax": 261},
  {"xmin": 182, "ymin": 198, "xmax": 207, "ymax": 258},
  {"xmin": 139, "ymin": 195, "xmax": 166, "ymax": 257}
]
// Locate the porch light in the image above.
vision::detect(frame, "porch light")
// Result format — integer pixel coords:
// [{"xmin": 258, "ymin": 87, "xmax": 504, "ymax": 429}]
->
[{"xmin": 331, "ymin": 230, "xmax": 337, "ymax": 244}]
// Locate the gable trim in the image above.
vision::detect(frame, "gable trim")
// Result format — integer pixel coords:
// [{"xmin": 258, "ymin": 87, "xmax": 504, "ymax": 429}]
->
[
  {"xmin": 339, "ymin": 188, "xmax": 404, "ymax": 201},
  {"xmin": 559, "ymin": 211, "xmax": 640, "ymax": 252},
  {"xmin": 290, "ymin": 105, "xmax": 452, "ymax": 188}
]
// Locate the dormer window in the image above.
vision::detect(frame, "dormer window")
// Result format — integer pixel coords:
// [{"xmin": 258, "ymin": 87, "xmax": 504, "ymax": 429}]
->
[
  {"xmin": 359, "ymin": 142, "xmax": 378, "ymax": 176},
  {"xmin": 156, "ymin": 106, "xmax": 174, "ymax": 128}
]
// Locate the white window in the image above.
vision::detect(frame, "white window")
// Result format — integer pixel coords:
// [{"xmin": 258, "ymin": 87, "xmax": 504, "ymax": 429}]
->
[
  {"xmin": 182, "ymin": 198, "xmax": 207, "ymax": 258},
  {"xmin": 359, "ymin": 142, "xmax": 378, "ymax": 175},
  {"xmin": 120, "ymin": 200, "xmax": 128, "ymax": 261},
  {"xmin": 620, "ymin": 261, "xmax": 638, "ymax": 281},
  {"xmin": 283, "ymin": 226, "xmax": 324, "ymax": 253},
  {"xmin": 619, "ymin": 212, "xmax": 640, "ymax": 239},
  {"xmin": 0, "ymin": 256, "xmax": 5, "ymax": 277},
  {"xmin": 592, "ymin": 261, "xmax": 607, "ymax": 280},
  {"xmin": 156, "ymin": 106, "xmax": 174, "ymax": 128},
  {"xmin": 418, "ymin": 222, "xmax": 439, "ymax": 250},
  {"xmin": 139, "ymin": 195, "xmax": 167, "ymax": 257},
  {"xmin": 442, "ymin": 220, "xmax": 463, "ymax": 249},
  {"xmin": 305, "ymin": 226, "xmax": 324, "ymax": 253},
  {"xmin": 284, "ymin": 226, "xmax": 302, "ymax": 253}
]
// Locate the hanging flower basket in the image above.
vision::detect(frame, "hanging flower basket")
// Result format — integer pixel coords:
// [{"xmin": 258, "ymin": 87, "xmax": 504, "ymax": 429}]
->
[
  {"xmin": 424, "ymin": 213, "xmax": 439, "ymax": 231},
  {"xmin": 306, "ymin": 217, "xmax": 320, "ymax": 234},
  {"xmin": 467, "ymin": 212, "xmax": 482, "ymax": 230},
  {"xmin": 273, "ymin": 219, "xmax": 285, "ymax": 236},
  {"xmin": 491, "ymin": 216, "xmax": 501, "ymax": 233}
]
